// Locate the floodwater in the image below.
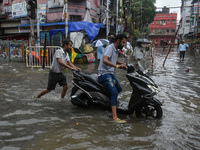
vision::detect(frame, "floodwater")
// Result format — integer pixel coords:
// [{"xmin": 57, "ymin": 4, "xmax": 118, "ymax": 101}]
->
[{"xmin": 0, "ymin": 47, "xmax": 200, "ymax": 150}]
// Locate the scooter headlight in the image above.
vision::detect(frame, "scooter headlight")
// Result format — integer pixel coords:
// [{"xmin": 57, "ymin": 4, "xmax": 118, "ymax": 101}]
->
[{"xmin": 147, "ymin": 85, "xmax": 160, "ymax": 93}]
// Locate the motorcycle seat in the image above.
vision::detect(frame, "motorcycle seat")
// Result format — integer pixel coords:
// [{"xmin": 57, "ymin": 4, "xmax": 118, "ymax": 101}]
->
[
  {"xmin": 77, "ymin": 71, "xmax": 117, "ymax": 97},
  {"xmin": 79, "ymin": 71, "xmax": 106, "ymax": 89}
]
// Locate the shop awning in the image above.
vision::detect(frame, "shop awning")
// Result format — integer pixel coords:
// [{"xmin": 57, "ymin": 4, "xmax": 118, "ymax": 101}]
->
[{"xmin": 17, "ymin": 21, "xmax": 68, "ymax": 27}]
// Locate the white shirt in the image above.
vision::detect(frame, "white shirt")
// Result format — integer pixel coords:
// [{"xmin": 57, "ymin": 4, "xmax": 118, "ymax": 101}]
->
[
  {"xmin": 133, "ymin": 46, "xmax": 145, "ymax": 59},
  {"xmin": 50, "ymin": 48, "xmax": 70, "ymax": 73}
]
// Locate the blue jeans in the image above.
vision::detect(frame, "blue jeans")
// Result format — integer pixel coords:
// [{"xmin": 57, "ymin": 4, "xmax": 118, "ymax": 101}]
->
[{"xmin": 98, "ymin": 74, "xmax": 122, "ymax": 106}]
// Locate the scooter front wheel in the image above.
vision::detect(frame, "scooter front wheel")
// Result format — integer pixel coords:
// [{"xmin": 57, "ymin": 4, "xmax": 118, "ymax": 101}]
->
[{"xmin": 135, "ymin": 103, "xmax": 163, "ymax": 119}]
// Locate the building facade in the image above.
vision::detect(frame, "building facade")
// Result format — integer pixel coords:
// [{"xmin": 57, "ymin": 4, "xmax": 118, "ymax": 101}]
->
[
  {"xmin": 179, "ymin": 0, "xmax": 193, "ymax": 41},
  {"xmin": 0, "ymin": 0, "xmax": 101, "ymax": 42},
  {"xmin": 149, "ymin": 7, "xmax": 177, "ymax": 46}
]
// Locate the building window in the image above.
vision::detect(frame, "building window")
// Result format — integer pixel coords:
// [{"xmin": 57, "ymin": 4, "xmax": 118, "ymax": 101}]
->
[
  {"xmin": 156, "ymin": 20, "xmax": 159, "ymax": 24},
  {"xmin": 166, "ymin": 29, "xmax": 169, "ymax": 33},
  {"xmin": 70, "ymin": 15, "xmax": 82, "ymax": 21},
  {"xmin": 167, "ymin": 19, "xmax": 170, "ymax": 24},
  {"xmin": 186, "ymin": 20, "xmax": 190, "ymax": 23},
  {"xmin": 172, "ymin": 19, "xmax": 176, "ymax": 23},
  {"xmin": 172, "ymin": 29, "xmax": 175, "ymax": 32},
  {"xmin": 160, "ymin": 20, "xmax": 166, "ymax": 25}
]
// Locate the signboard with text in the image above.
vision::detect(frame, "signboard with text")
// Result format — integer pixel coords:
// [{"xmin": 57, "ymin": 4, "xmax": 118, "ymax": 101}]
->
[
  {"xmin": 48, "ymin": 0, "xmax": 64, "ymax": 8},
  {"xmin": 38, "ymin": 4, "xmax": 47, "ymax": 23},
  {"xmin": 193, "ymin": 3, "xmax": 200, "ymax": 14},
  {"xmin": 12, "ymin": 2, "xmax": 27, "ymax": 19}
]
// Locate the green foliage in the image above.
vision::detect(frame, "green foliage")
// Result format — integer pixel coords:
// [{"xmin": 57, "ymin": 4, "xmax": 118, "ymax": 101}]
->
[
  {"xmin": 122, "ymin": 0, "xmax": 156, "ymax": 34},
  {"xmin": 191, "ymin": 38, "xmax": 200, "ymax": 44},
  {"xmin": 134, "ymin": 29, "xmax": 141, "ymax": 40}
]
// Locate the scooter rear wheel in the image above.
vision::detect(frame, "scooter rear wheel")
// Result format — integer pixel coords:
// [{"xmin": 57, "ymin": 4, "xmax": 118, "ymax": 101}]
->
[{"xmin": 135, "ymin": 103, "xmax": 163, "ymax": 119}]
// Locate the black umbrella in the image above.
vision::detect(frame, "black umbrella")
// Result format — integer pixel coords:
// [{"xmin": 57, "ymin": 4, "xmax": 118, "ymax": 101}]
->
[{"xmin": 136, "ymin": 38, "xmax": 151, "ymax": 44}]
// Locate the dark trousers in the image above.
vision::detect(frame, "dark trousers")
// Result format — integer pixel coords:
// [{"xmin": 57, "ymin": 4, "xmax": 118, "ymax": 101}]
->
[
  {"xmin": 180, "ymin": 51, "xmax": 185, "ymax": 59},
  {"xmin": 98, "ymin": 74, "xmax": 122, "ymax": 106}
]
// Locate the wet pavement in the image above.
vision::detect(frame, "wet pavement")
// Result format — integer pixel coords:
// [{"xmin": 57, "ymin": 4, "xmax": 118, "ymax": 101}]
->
[{"xmin": 0, "ymin": 47, "xmax": 200, "ymax": 150}]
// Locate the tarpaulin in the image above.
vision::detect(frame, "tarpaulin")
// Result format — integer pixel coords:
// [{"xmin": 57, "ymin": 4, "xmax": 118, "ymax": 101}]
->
[
  {"xmin": 70, "ymin": 32, "xmax": 84, "ymax": 49},
  {"xmin": 18, "ymin": 21, "xmax": 103, "ymax": 41},
  {"xmin": 49, "ymin": 21, "xmax": 103, "ymax": 41}
]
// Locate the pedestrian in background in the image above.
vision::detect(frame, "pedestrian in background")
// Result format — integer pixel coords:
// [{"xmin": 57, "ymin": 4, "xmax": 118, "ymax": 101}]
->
[
  {"xmin": 97, "ymin": 45, "xmax": 105, "ymax": 62},
  {"xmin": 36, "ymin": 39, "xmax": 80, "ymax": 99},
  {"xmin": 178, "ymin": 40, "xmax": 189, "ymax": 61}
]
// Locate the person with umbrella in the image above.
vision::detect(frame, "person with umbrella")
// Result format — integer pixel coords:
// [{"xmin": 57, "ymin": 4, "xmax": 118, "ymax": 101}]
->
[
  {"xmin": 133, "ymin": 41, "xmax": 145, "ymax": 69},
  {"xmin": 97, "ymin": 44, "xmax": 107, "ymax": 62},
  {"xmin": 98, "ymin": 34, "xmax": 128, "ymax": 123},
  {"xmin": 91, "ymin": 39, "xmax": 109, "ymax": 62}
]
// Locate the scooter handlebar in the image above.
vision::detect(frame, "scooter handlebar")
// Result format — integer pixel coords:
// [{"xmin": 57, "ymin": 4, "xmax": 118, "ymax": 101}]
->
[{"xmin": 126, "ymin": 64, "xmax": 135, "ymax": 73}]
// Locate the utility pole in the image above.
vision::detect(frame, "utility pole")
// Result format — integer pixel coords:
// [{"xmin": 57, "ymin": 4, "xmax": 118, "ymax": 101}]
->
[
  {"xmin": 140, "ymin": 0, "xmax": 142, "ymax": 37},
  {"xmin": 132, "ymin": 0, "xmax": 135, "ymax": 47},
  {"xmin": 101, "ymin": 0, "xmax": 103, "ymax": 23},
  {"xmin": 106, "ymin": 0, "xmax": 110, "ymax": 38},
  {"xmin": 120, "ymin": 0, "xmax": 123, "ymax": 33},
  {"xmin": 37, "ymin": 0, "xmax": 40, "ymax": 46},
  {"xmin": 30, "ymin": 19, "xmax": 34, "ymax": 46},
  {"xmin": 26, "ymin": 0, "xmax": 37, "ymax": 46},
  {"xmin": 116, "ymin": 0, "xmax": 119, "ymax": 35},
  {"xmin": 195, "ymin": 4, "xmax": 199, "ymax": 43},
  {"xmin": 65, "ymin": 0, "xmax": 68, "ymax": 38}
]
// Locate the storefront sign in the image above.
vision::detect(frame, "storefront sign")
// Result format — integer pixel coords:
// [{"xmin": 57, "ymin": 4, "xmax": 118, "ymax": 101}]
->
[
  {"xmin": 12, "ymin": 2, "xmax": 27, "ymax": 19},
  {"xmin": 193, "ymin": 3, "xmax": 200, "ymax": 14},
  {"xmin": 48, "ymin": 0, "xmax": 64, "ymax": 8},
  {"xmin": 38, "ymin": 4, "xmax": 47, "ymax": 24}
]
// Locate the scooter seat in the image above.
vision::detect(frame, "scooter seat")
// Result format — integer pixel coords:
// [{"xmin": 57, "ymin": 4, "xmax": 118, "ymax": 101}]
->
[
  {"xmin": 77, "ymin": 71, "xmax": 111, "ymax": 96},
  {"xmin": 79, "ymin": 71, "xmax": 106, "ymax": 89}
]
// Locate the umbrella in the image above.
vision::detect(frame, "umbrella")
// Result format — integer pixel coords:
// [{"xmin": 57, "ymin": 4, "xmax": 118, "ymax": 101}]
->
[
  {"xmin": 91, "ymin": 39, "xmax": 109, "ymax": 47},
  {"xmin": 136, "ymin": 38, "xmax": 151, "ymax": 44}
]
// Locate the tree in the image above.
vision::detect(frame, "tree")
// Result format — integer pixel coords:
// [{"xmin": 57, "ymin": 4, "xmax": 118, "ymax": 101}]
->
[{"xmin": 122, "ymin": 0, "xmax": 156, "ymax": 39}]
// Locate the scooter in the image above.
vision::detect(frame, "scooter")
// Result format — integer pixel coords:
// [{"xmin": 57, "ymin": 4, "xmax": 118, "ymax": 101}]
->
[{"xmin": 70, "ymin": 64, "xmax": 163, "ymax": 119}]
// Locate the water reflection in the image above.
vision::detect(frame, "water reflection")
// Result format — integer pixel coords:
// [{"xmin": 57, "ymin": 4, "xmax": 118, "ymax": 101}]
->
[{"xmin": 0, "ymin": 48, "xmax": 200, "ymax": 149}]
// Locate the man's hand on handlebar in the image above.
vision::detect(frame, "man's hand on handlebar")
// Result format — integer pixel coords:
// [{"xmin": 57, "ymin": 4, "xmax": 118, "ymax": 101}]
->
[
  {"xmin": 71, "ymin": 66, "xmax": 81, "ymax": 71},
  {"xmin": 118, "ymin": 64, "xmax": 128, "ymax": 70}
]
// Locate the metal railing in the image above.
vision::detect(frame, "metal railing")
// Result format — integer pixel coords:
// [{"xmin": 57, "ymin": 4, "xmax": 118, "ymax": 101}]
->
[{"xmin": 26, "ymin": 46, "xmax": 61, "ymax": 68}]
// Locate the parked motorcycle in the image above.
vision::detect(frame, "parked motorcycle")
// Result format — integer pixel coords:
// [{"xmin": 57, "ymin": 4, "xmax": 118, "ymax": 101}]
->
[{"xmin": 70, "ymin": 64, "xmax": 163, "ymax": 119}]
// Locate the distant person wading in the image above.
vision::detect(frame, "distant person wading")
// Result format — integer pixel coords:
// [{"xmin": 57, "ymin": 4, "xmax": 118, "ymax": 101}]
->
[{"xmin": 178, "ymin": 40, "xmax": 189, "ymax": 61}]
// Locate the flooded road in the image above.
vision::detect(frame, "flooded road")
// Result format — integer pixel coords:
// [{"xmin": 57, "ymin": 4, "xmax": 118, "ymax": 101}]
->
[{"xmin": 0, "ymin": 48, "xmax": 200, "ymax": 150}]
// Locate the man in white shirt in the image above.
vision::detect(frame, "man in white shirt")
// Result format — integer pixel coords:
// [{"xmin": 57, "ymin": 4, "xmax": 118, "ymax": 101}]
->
[
  {"xmin": 36, "ymin": 39, "xmax": 80, "ymax": 99},
  {"xmin": 133, "ymin": 42, "xmax": 145, "ymax": 69}
]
